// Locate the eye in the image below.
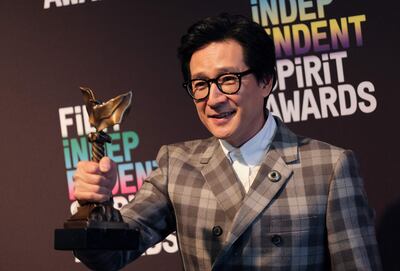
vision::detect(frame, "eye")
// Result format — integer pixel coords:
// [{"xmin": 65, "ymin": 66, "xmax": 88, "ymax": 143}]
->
[
  {"xmin": 191, "ymin": 80, "xmax": 208, "ymax": 91},
  {"xmin": 219, "ymin": 74, "xmax": 238, "ymax": 85}
]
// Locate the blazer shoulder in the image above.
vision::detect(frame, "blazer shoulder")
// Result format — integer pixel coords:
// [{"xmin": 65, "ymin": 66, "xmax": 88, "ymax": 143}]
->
[
  {"xmin": 163, "ymin": 137, "xmax": 216, "ymax": 162},
  {"xmin": 298, "ymin": 135, "xmax": 349, "ymax": 162}
]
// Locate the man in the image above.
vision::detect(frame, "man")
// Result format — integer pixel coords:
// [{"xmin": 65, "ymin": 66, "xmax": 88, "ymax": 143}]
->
[{"xmin": 74, "ymin": 14, "xmax": 381, "ymax": 270}]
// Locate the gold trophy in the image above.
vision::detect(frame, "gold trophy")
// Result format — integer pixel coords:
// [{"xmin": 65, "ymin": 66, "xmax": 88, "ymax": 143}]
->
[{"xmin": 55, "ymin": 87, "xmax": 139, "ymax": 250}]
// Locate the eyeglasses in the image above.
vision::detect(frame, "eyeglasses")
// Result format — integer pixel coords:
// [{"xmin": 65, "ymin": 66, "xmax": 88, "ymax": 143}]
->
[{"xmin": 183, "ymin": 69, "xmax": 253, "ymax": 101}]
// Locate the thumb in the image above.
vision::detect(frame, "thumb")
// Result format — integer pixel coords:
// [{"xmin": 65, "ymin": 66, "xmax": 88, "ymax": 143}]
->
[{"xmin": 99, "ymin": 156, "xmax": 112, "ymax": 173}]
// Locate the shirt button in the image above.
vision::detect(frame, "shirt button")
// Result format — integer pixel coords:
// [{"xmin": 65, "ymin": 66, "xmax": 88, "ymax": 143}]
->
[
  {"xmin": 271, "ymin": 234, "xmax": 283, "ymax": 246},
  {"xmin": 212, "ymin": 226, "xmax": 223, "ymax": 237}
]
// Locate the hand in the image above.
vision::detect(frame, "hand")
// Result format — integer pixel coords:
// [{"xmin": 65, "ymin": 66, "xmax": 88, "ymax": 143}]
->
[{"xmin": 73, "ymin": 157, "xmax": 117, "ymax": 202}]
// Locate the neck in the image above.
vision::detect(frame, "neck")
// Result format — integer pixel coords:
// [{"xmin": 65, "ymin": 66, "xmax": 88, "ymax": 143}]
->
[{"xmin": 228, "ymin": 110, "xmax": 269, "ymax": 148}]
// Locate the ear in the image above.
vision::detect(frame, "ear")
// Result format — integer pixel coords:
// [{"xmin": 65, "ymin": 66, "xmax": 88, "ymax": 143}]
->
[{"xmin": 260, "ymin": 75, "xmax": 273, "ymax": 98}]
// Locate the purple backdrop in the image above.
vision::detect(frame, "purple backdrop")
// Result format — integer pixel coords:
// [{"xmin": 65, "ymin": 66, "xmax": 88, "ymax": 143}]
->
[{"xmin": 0, "ymin": 1, "xmax": 399, "ymax": 270}]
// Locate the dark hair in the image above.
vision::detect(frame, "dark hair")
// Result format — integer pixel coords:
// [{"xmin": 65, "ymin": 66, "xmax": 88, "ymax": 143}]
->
[{"xmin": 177, "ymin": 13, "xmax": 276, "ymax": 87}]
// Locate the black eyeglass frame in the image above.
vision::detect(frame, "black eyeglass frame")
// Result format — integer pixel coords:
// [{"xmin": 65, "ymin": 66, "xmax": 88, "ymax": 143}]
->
[{"xmin": 182, "ymin": 69, "xmax": 253, "ymax": 101}]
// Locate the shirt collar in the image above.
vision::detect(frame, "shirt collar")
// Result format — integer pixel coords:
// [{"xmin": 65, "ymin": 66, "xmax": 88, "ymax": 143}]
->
[{"xmin": 219, "ymin": 112, "xmax": 277, "ymax": 166}]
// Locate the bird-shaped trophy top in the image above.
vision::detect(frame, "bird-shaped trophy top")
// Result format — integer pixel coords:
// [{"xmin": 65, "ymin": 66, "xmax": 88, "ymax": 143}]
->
[{"xmin": 80, "ymin": 87, "xmax": 132, "ymax": 132}]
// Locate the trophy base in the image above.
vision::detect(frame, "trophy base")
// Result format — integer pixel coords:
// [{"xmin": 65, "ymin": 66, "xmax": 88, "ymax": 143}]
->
[
  {"xmin": 54, "ymin": 228, "xmax": 139, "ymax": 250},
  {"xmin": 64, "ymin": 219, "xmax": 130, "ymax": 229}
]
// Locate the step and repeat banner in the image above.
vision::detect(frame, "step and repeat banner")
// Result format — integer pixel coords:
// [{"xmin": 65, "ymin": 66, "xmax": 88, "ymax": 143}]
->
[{"xmin": 1, "ymin": 0, "xmax": 398, "ymax": 270}]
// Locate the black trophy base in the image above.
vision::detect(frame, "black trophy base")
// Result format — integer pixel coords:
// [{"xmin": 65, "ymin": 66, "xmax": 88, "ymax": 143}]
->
[{"xmin": 54, "ymin": 228, "xmax": 139, "ymax": 250}]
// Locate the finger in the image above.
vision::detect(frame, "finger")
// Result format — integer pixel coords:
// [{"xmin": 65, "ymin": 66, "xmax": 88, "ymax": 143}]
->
[
  {"xmin": 99, "ymin": 157, "xmax": 112, "ymax": 173},
  {"xmin": 73, "ymin": 170, "xmax": 110, "ymax": 187},
  {"xmin": 77, "ymin": 160, "xmax": 101, "ymax": 175},
  {"xmin": 74, "ymin": 180, "xmax": 111, "ymax": 195},
  {"xmin": 99, "ymin": 157, "xmax": 117, "ymax": 189},
  {"xmin": 74, "ymin": 191, "xmax": 111, "ymax": 203},
  {"xmin": 73, "ymin": 181, "xmax": 111, "ymax": 202}
]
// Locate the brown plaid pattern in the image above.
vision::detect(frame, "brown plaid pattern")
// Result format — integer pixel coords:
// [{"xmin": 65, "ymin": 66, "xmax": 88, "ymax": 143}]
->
[{"xmin": 76, "ymin": 117, "xmax": 381, "ymax": 270}]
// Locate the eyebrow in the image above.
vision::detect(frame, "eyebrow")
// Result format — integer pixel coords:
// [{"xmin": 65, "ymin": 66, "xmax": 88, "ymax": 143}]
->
[{"xmin": 191, "ymin": 67, "xmax": 242, "ymax": 79}]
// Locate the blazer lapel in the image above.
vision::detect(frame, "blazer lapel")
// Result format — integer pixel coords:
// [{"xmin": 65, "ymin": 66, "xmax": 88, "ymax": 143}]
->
[
  {"xmin": 225, "ymin": 148, "xmax": 293, "ymax": 245},
  {"xmin": 200, "ymin": 138, "xmax": 246, "ymax": 222},
  {"xmin": 213, "ymin": 118, "xmax": 299, "ymax": 266}
]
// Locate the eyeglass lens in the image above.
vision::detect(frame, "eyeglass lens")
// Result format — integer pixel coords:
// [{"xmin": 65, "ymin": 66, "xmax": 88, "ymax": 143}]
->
[{"xmin": 190, "ymin": 74, "xmax": 240, "ymax": 100}]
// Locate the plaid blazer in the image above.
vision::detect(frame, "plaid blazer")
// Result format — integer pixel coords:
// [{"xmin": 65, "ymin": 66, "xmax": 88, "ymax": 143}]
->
[{"xmin": 76, "ymin": 118, "xmax": 381, "ymax": 270}]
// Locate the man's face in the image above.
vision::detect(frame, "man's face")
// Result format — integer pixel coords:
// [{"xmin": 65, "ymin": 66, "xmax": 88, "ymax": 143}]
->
[{"xmin": 189, "ymin": 39, "xmax": 272, "ymax": 147}]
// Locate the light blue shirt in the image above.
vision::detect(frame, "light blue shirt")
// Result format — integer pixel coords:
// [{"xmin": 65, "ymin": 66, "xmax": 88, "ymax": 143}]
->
[{"xmin": 219, "ymin": 112, "xmax": 277, "ymax": 192}]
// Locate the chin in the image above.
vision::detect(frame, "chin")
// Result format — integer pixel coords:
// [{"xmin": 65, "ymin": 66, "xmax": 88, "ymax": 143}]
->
[
  {"xmin": 203, "ymin": 120, "xmax": 236, "ymax": 140},
  {"xmin": 210, "ymin": 129, "xmax": 233, "ymax": 140}
]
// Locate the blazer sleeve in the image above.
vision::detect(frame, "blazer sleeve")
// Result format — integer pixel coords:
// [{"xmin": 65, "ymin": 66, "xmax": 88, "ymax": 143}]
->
[
  {"xmin": 74, "ymin": 145, "xmax": 176, "ymax": 271},
  {"xmin": 326, "ymin": 150, "xmax": 382, "ymax": 270}
]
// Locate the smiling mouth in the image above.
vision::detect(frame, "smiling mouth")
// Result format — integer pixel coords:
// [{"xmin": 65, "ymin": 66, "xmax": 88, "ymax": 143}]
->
[{"xmin": 209, "ymin": 111, "xmax": 236, "ymax": 119}]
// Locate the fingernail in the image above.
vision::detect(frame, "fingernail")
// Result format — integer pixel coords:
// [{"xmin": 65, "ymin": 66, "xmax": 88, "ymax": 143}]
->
[{"xmin": 100, "ymin": 159, "xmax": 110, "ymax": 171}]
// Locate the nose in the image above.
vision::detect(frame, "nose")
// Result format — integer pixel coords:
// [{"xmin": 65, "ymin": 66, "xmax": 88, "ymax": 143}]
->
[{"xmin": 207, "ymin": 82, "xmax": 227, "ymax": 107}]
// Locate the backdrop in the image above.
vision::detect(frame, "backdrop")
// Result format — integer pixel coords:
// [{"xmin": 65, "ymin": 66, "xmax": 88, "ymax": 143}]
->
[{"xmin": 0, "ymin": 0, "xmax": 399, "ymax": 270}]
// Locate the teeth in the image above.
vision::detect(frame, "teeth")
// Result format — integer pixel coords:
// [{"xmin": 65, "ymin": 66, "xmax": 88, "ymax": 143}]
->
[{"xmin": 214, "ymin": 112, "xmax": 233, "ymax": 118}]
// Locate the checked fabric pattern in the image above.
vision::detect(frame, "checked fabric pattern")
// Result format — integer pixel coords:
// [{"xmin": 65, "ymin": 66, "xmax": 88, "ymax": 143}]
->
[{"xmin": 76, "ymin": 117, "xmax": 381, "ymax": 271}]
